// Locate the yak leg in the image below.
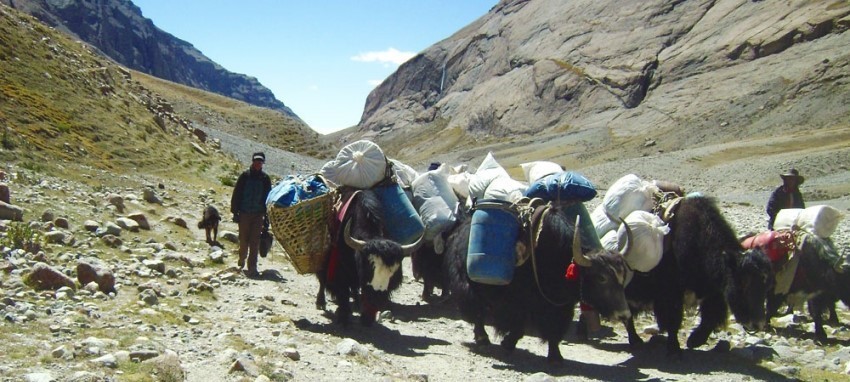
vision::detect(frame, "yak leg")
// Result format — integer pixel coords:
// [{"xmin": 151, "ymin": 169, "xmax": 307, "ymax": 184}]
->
[
  {"xmin": 625, "ymin": 316, "xmax": 644, "ymax": 348},
  {"xmin": 687, "ymin": 293, "xmax": 727, "ymax": 349},
  {"xmin": 315, "ymin": 273, "xmax": 328, "ymax": 310},
  {"xmin": 422, "ymin": 279, "xmax": 435, "ymax": 302},
  {"xmin": 536, "ymin": 306, "xmax": 569, "ymax": 363},
  {"xmin": 499, "ymin": 312, "xmax": 526, "ymax": 355},
  {"xmin": 473, "ymin": 320, "xmax": 490, "ymax": 346},
  {"xmin": 654, "ymin": 291, "xmax": 684, "ymax": 356},
  {"xmin": 826, "ymin": 299, "xmax": 840, "ymax": 326},
  {"xmin": 766, "ymin": 293, "xmax": 784, "ymax": 318},
  {"xmin": 809, "ymin": 298, "xmax": 829, "ymax": 342}
]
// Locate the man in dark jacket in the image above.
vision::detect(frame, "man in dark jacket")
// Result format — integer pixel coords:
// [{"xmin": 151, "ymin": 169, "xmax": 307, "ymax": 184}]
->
[
  {"xmin": 766, "ymin": 168, "xmax": 805, "ymax": 230},
  {"xmin": 230, "ymin": 152, "xmax": 272, "ymax": 277}
]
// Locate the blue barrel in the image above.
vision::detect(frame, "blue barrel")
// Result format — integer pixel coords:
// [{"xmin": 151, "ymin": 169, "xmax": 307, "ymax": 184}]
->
[
  {"xmin": 467, "ymin": 200, "xmax": 520, "ymax": 285},
  {"xmin": 373, "ymin": 183, "xmax": 425, "ymax": 245}
]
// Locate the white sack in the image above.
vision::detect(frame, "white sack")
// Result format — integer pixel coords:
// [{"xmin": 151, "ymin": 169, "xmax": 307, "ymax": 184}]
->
[
  {"xmin": 520, "ymin": 161, "xmax": 563, "ymax": 184},
  {"xmin": 775, "ymin": 205, "xmax": 845, "ymax": 238},
  {"xmin": 601, "ymin": 230, "xmax": 619, "ymax": 252},
  {"xmin": 592, "ymin": 203, "xmax": 619, "ymax": 237},
  {"xmin": 321, "ymin": 140, "xmax": 387, "ymax": 189},
  {"xmin": 602, "ymin": 174, "xmax": 658, "ymax": 220},
  {"xmin": 468, "ymin": 152, "xmax": 510, "ymax": 201},
  {"xmin": 448, "ymin": 172, "xmax": 472, "ymax": 200},
  {"xmin": 616, "ymin": 210, "xmax": 669, "ymax": 273},
  {"xmin": 412, "ymin": 165, "xmax": 460, "ymax": 240},
  {"xmin": 483, "ymin": 176, "xmax": 527, "ymax": 203},
  {"xmin": 389, "ymin": 158, "xmax": 419, "ymax": 188}
]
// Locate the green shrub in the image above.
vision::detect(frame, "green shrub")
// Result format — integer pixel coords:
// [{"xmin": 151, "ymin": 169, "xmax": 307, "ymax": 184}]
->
[
  {"xmin": 1, "ymin": 222, "xmax": 43, "ymax": 254},
  {"xmin": 1, "ymin": 127, "xmax": 15, "ymax": 150}
]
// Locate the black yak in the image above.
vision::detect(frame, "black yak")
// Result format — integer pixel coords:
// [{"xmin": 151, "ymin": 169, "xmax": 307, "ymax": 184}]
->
[
  {"xmin": 411, "ymin": 228, "xmax": 456, "ymax": 302},
  {"xmin": 446, "ymin": 202, "xmax": 632, "ymax": 363},
  {"xmin": 315, "ymin": 189, "xmax": 421, "ymax": 326},
  {"xmin": 623, "ymin": 195, "xmax": 774, "ymax": 355},
  {"xmin": 760, "ymin": 231, "xmax": 842, "ymax": 341}
]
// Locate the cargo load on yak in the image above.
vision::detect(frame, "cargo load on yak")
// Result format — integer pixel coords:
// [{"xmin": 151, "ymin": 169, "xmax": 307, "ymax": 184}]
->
[
  {"xmin": 321, "ymin": 140, "xmax": 388, "ymax": 189},
  {"xmin": 592, "ymin": 174, "xmax": 660, "ymax": 237},
  {"xmin": 322, "ymin": 140, "xmax": 424, "ymax": 246},
  {"xmin": 466, "ymin": 152, "xmax": 528, "ymax": 205},
  {"xmin": 411, "ymin": 163, "xmax": 459, "ymax": 241},
  {"xmin": 266, "ymin": 174, "xmax": 335, "ymax": 274},
  {"xmin": 773, "ymin": 205, "xmax": 845, "ymax": 239},
  {"xmin": 592, "ymin": 174, "xmax": 680, "ymax": 276},
  {"xmin": 601, "ymin": 210, "xmax": 669, "ymax": 274},
  {"xmin": 524, "ymin": 171, "xmax": 597, "ymax": 203}
]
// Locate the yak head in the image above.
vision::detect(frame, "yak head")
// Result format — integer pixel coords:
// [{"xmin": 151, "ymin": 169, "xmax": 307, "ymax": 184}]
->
[
  {"xmin": 344, "ymin": 216, "xmax": 422, "ymax": 324},
  {"xmin": 727, "ymin": 247, "xmax": 774, "ymax": 332},
  {"xmin": 572, "ymin": 215, "xmax": 632, "ymax": 322}
]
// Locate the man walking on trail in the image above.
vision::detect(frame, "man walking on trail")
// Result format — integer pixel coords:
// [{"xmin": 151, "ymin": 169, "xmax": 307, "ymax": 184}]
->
[
  {"xmin": 231, "ymin": 152, "xmax": 272, "ymax": 277},
  {"xmin": 766, "ymin": 168, "xmax": 805, "ymax": 230}
]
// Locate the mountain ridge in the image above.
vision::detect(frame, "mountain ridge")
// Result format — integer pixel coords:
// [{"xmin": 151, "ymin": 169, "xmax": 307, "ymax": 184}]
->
[{"xmin": 1, "ymin": 0, "xmax": 298, "ymax": 118}]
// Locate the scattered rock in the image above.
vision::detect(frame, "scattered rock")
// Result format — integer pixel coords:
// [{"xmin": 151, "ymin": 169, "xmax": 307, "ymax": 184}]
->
[
  {"xmin": 127, "ymin": 212, "xmax": 151, "ymax": 230},
  {"xmin": 0, "ymin": 200, "xmax": 24, "ymax": 221},
  {"xmin": 77, "ymin": 258, "xmax": 116, "ymax": 294},
  {"xmin": 143, "ymin": 188, "xmax": 163, "ymax": 204},
  {"xmin": 24, "ymin": 262, "xmax": 76, "ymax": 291},
  {"xmin": 230, "ymin": 356, "xmax": 260, "ymax": 377},
  {"xmin": 83, "ymin": 220, "xmax": 100, "ymax": 232},
  {"xmin": 337, "ymin": 338, "xmax": 368, "ymax": 357},
  {"xmin": 116, "ymin": 217, "xmax": 140, "ymax": 232}
]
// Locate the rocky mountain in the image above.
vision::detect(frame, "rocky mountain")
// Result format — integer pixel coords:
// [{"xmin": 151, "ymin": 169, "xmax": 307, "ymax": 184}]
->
[
  {"xmin": 346, "ymin": 0, "xmax": 850, "ymax": 170},
  {"xmin": 2, "ymin": 0, "xmax": 298, "ymax": 117}
]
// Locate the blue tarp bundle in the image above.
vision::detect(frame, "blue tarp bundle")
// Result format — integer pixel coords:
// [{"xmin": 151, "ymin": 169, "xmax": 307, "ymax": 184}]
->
[
  {"xmin": 523, "ymin": 171, "xmax": 597, "ymax": 202},
  {"xmin": 267, "ymin": 174, "xmax": 330, "ymax": 207}
]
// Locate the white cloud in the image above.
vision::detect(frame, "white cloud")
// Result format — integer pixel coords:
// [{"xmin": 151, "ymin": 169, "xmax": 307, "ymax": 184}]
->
[
  {"xmin": 351, "ymin": 48, "xmax": 416, "ymax": 66},
  {"xmin": 307, "ymin": 85, "xmax": 319, "ymax": 91},
  {"xmin": 367, "ymin": 79, "xmax": 383, "ymax": 87}
]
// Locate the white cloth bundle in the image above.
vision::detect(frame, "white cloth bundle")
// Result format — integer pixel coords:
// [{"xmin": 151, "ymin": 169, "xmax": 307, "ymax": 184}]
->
[
  {"xmin": 412, "ymin": 164, "xmax": 460, "ymax": 240},
  {"xmin": 602, "ymin": 174, "xmax": 658, "ymax": 220},
  {"xmin": 321, "ymin": 140, "xmax": 387, "ymax": 189},
  {"xmin": 774, "ymin": 205, "xmax": 845, "ymax": 238},
  {"xmin": 520, "ymin": 161, "xmax": 563, "ymax": 184}
]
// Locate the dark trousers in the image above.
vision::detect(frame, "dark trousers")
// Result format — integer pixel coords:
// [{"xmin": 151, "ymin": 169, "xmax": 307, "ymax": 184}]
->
[{"xmin": 238, "ymin": 212, "xmax": 264, "ymax": 271}]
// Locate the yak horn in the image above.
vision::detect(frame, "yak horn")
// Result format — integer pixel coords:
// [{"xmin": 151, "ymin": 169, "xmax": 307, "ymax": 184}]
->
[
  {"xmin": 572, "ymin": 215, "xmax": 592, "ymax": 267},
  {"xmin": 343, "ymin": 220, "xmax": 367, "ymax": 252},
  {"xmin": 617, "ymin": 216, "xmax": 634, "ymax": 258},
  {"xmin": 400, "ymin": 232, "xmax": 424, "ymax": 257}
]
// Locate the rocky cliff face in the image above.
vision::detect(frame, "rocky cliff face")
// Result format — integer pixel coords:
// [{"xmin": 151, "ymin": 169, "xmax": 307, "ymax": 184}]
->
[
  {"xmin": 359, "ymin": 0, "xmax": 850, "ymax": 155},
  {"xmin": 3, "ymin": 0, "xmax": 297, "ymax": 117}
]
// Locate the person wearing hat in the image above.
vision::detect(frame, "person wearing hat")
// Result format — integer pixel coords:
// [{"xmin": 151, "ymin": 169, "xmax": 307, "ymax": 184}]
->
[
  {"xmin": 230, "ymin": 152, "xmax": 272, "ymax": 277},
  {"xmin": 766, "ymin": 168, "xmax": 805, "ymax": 230}
]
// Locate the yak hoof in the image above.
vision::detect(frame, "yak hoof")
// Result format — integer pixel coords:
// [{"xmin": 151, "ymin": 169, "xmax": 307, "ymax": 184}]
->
[
  {"xmin": 627, "ymin": 335, "xmax": 645, "ymax": 350},
  {"xmin": 500, "ymin": 338, "xmax": 518, "ymax": 353},
  {"xmin": 474, "ymin": 335, "xmax": 491, "ymax": 347},
  {"xmin": 686, "ymin": 329, "xmax": 711, "ymax": 349},
  {"xmin": 547, "ymin": 353, "xmax": 565, "ymax": 365}
]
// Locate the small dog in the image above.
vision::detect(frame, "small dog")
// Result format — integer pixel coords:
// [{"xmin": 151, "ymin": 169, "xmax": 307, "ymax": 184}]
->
[{"xmin": 198, "ymin": 205, "xmax": 222, "ymax": 245}]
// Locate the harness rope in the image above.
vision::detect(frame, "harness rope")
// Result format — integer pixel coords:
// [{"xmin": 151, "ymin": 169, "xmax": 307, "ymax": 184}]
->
[{"xmin": 526, "ymin": 199, "xmax": 582, "ymax": 307}]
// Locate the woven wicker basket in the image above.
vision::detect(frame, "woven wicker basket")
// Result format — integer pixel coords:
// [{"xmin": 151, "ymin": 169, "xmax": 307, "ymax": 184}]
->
[{"xmin": 267, "ymin": 190, "xmax": 335, "ymax": 274}]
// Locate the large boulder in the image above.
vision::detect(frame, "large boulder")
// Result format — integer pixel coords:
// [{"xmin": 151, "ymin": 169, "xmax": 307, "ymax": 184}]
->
[
  {"xmin": 77, "ymin": 258, "xmax": 116, "ymax": 294},
  {"xmin": 0, "ymin": 200, "xmax": 23, "ymax": 221},
  {"xmin": 24, "ymin": 262, "xmax": 76, "ymax": 291}
]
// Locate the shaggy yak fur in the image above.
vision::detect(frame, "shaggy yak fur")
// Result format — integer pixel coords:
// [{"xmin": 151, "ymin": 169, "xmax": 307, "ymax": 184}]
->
[
  {"xmin": 445, "ymin": 203, "xmax": 631, "ymax": 363},
  {"xmin": 197, "ymin": 205, "xmax": 221, "ymax": 245},
  {"xmin": 623, "ymin": 195, "xmax": 774, "ymax": 355}
]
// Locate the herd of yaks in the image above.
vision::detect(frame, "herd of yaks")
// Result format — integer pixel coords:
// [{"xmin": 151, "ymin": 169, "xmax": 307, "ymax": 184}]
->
[{"xmin": 268, "ymin": 140, "xmax": 847, "ymax": 363}]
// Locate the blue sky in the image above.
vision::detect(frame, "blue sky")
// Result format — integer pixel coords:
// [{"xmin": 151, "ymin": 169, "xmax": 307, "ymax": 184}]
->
[{"xmin": 133, "ymin": 1, "xmax": 497, "ymax": 134}]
